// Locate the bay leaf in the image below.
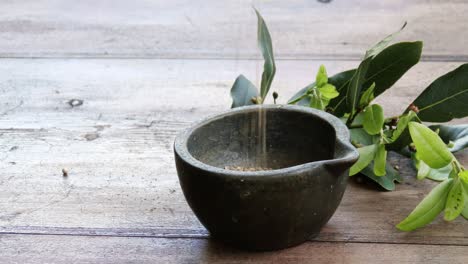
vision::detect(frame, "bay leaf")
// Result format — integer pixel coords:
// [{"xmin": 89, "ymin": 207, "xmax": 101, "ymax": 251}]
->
[
  {"xmin": 429, "ymin": 124, "xmax": 468, "ymax": 153},
  {"xmin": 397, "ymin": 179, "xmax": 453, "ymax": 231},
  {"xmin": 360, "ymin": 162, "xmax": 402, "ymax": 191},
  {"xmin": 254, "ymin": 9, "xmax": 276, "ymax": 101},
  {"xmin": 230, "ymin": 75, "xmax": 258, "ymax": 108},
  {"xmin": 363, "ymin": 104, "xmax": 385, "ymax": 135},
  {"xmin": 409, "ymin": 63, "xmax": 468, "ymax": 122},
  {"xmin": 408, "ymin": 122, "xmax": 454, "ymax": 169}
]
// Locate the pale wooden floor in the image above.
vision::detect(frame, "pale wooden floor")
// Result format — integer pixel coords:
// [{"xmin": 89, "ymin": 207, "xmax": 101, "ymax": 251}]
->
[{"xmin": 0, "ymin": 1, "xmax": 467, "ymax": 263}]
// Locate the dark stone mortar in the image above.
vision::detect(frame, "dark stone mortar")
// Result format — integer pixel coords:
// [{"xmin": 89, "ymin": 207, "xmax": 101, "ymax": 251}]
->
[{"xmin": 174, "ymin": 105, "xmax": 359, "ymax": 251}]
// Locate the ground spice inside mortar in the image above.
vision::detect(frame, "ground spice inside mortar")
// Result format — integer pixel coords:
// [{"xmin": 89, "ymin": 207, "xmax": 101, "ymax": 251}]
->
[{"xmin": 224, "ymin": 166, "xmax": 272, "ymax": 172}]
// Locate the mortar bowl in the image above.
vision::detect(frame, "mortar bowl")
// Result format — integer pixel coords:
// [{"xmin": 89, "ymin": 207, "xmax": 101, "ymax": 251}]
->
[{"xmin": 174, "ymin": 105, "xmax": 358, "ymax": 251}]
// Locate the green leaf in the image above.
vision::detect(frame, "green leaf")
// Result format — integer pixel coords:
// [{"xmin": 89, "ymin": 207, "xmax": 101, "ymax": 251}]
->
[
  {"xmin": 382, "ymin": 130, "xmax": 392, "ymax": 142},
  {"xmin": 423, "ymin": 163, "xmax": 451, "ymax": 182},
  {"xmin": 316, "ymin": 65, "xmax": 328, "ymax": 88},
  {"xmin": 428, "ymin": 165, "xmax": 453, "ymax": 182},
  {"xmin": 288, "ymin": 69, "xmax": 355, "ymax": 107},
  {"xmin": 290, "ymin": 42, "xmax": 422, "ymax": 116},
  {"xmin": 460, "ymin": 170, "xmax": 468, "ymax": 184},
  {"xmin": 462, "ymin": 175, "xmax": 468, "ymax": 220},
  {"xmin": 289, "ymin": 85, "xmax": 313, "ymax": 105},
  {"xmin": 386, "ymin": 111, "xmax": 417, "ymax": 152},
  {"xmin": 364, "ymin": 41, "xmax": 422, "ymax": 97},
  {"xmin": 350, "ymin": 128, "xmax": 378, "ymax": 146},
  {"xmin": 309, "ymin": 95, "xmax": 321, "ymax": 110},
  {"xmin": 408, "ymin": 122, "xmax": 454, "ymax": 168},
  {"xmin": 331, "ymin": 42, "xmax": 422, "ymax": 116},
  {"xmin": 429, "ymin": 125, "xmax": 468, "ymax": 153},
  {"xmin": 326, "ymin": 70, "xmax": 357, "ymax": 115},
  {"xmin": 363, "ymin": 104, "xmax": 385, "ymax": 135},
  {"xmin": 347, "ymin": 57, "xmax": 372, "ymax": 115},
  {"xmin": 365, "ymin": 22, "xmax": 407, "ymax": 59},
  {"xmin": 349, "ymin": 144, "xmax": 378, "ymax": 176},
  {"xmin": 408, "ymin": 63, "xmax": 468, "ymax": 122},
  {"xmin": 346, "ymin": 36, "xmax": 413, "ymax": 114},
  {"xmin": 412, "ymin": 152, "xmax": 452, "ymax": 181},
  {"xmin": 254, "ymin": 9, "xmax": 276, "ymax": 101},
  {"xmin": 360, "ymin": 162, "xmax": 402, "ymax": 191},
  {"xmin": 462, "ymin": 201, "xmax": 468, "ymax": 220},
  {"xmin": 417, "ymin": 159, "xmax": 431, "ymax": 180},
  {"xmin": 351, "ymin": 112, "xmax": 365, "ymax": 126},
  {"xmin": 445, "ymin": 179, "xmax": 465, "ymax": 221},
  {"xmin": 230, "ymin": 75, "xmax": 259, "ymax": 108},
  {"xmin": 391, "ymin": 111, "xmax": 416, "ymax": 142},
  {"xmin": 297, "ymin": 66, "xmax": 338, "ymax": 111},
  {"xmin": 373, "ymin": 144, "xmax": 387, "ymax": 176},
  {"xmin": 397, "ymin": 179, "xmax": 453, "ymax": 231},
  {"xmin": 387, "ymin": 131, "xmax": 412, "ymax": 153},
  {"xmin": 359, "ymin": 82, "xmax": 376, "ymax": 108},
  {"xmin": 449, "ymin": 168, "xmax": 458, "ymax": 179},
  {"xmin": 319, "ymin": 84, "xmax": 339, "ymax": 100}
]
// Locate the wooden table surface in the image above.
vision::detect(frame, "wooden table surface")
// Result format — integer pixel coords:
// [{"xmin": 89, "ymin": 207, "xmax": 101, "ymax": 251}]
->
[{"xmin": 1, "ymin": 1, "xmax": 467, "ymax": 263}]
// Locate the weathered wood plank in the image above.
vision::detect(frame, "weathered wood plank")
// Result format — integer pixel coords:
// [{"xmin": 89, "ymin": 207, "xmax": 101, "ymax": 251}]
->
[
  {"xmin": 0, "ymin": 59, "xmax": 467, "ymax": 246},
  {"xmin": 0, "ymin": 235, "xmax": 467, "ymax": 264},
  {"xmin": 0, "ymin": 0, "xmax": 468, "ymax": 60},
  {"xmin": 0, "ymin": 58, "xmax": 467, "ymax": 120}
]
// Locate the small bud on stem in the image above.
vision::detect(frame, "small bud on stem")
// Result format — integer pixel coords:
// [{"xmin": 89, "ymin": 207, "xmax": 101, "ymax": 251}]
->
[
  {"xmin": 272, "ymin": 92, "xmax": 278, "ymax": 104},
  {"xmin": 408, "ymin": 103, "xmax": 419, "ymax": 113}
]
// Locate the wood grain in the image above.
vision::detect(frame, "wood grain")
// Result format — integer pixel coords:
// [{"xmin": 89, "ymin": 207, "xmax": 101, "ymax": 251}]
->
[
  {"xmin": 1, "ymin": 1, "xmax": 468, "ymax": 261},
  {"xmin": 0, "ymin": 0, "xmax": 467, "ymax": 60},
  {"xmin": 0, "ymin": 58, "xmax": 467, "ymax": 119},
  {"xmin": 1, "ymin": 234, "xmax": 467, "ymax": 264},
  {"xmin": 0, "ymin": 58, "xmax": 467, "ymax": 247}
]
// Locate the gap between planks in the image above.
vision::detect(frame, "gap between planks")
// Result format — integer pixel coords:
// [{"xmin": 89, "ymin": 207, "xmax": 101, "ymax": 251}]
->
[
  {"xmin": 1, "ymin": 226, "xmax": 467, "ymax": 247},
  {"xmin": 0, "ymin": 54, "xmax": 467, "ymax": 62}
]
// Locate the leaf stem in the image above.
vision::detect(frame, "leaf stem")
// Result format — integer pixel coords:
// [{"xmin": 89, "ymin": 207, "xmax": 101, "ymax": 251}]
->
[{"xmin": 452, "ymin": 160, "xmax": 464, "ymax": 174}]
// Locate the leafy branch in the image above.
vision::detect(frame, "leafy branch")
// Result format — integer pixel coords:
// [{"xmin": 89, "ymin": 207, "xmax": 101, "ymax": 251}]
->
[
  {"xmin": 228, "ymin": 10, "xmax": 468, "ymax": 231},
  {"xmin": 230, "ymin": 8, "xmax": 276, "ymax": 107},
  {"xmin": 397, "ymin": 122, "xmax": 467, "ymax": 230},
  {"xmin": 288, "ymin": 65, "xmax": 339, "ymax": 110}
]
